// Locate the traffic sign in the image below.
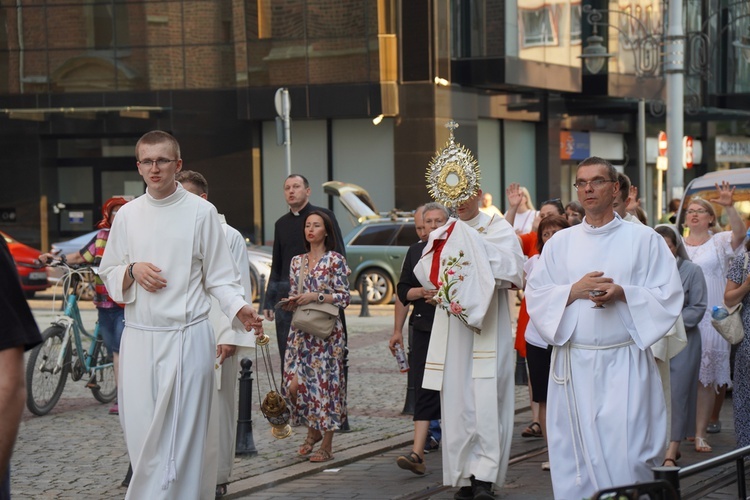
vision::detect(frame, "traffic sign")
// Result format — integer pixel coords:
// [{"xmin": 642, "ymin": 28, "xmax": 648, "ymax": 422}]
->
[
  {"xmin": 683, "ymin": 136, "xmax": 694, "ymax": 169},
  {"xmin": 658, "ymin": 131, "xmax": 668, "ymax": 156}
]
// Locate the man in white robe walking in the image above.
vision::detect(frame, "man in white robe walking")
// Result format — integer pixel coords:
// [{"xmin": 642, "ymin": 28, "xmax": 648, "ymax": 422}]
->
[
  {"xmin": 525, "ymin": 156, "xmax": 684, "ymax": 500},
  {"xmin": 177, "ymin": 170, "xmax": 255, "ymax": 498},
  {"xmin": 100, "ymin": 131, "xmax": 263, "ymax": 500},
  {"xmin": 414, "ymin": 190, "xmax": 524, "ymax": 500}
]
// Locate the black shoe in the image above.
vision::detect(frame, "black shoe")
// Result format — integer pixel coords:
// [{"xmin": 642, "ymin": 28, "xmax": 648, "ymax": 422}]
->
[
  {"xmin": 121, "ymin": 464, "xmax": 133, "ymax": 488},
  {"xmin": 215, "ymin": 483, "xmax": 228, "ymax": 498},
  {"xmin": 473, "ymin": 479, "xmax": 495, "ymax": 500},
  {"xmin": 454, "ymin": 485, "xmax": 474, "ymax": 500}
]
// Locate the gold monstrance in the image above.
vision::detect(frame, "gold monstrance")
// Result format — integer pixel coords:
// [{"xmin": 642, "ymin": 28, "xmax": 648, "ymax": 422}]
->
[{"xmin": 426, "ymin": 121, "xmax": 481, "ymax": 207}]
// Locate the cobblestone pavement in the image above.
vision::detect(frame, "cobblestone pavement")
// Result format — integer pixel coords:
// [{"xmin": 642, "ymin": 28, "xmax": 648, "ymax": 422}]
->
[
  {"xmin": 16, "ymin": 295, "xmax": 512, "ymax": 499},
  {"xmin": 15, "ymin": 294, "xmax": 747, "ymax": 499}
]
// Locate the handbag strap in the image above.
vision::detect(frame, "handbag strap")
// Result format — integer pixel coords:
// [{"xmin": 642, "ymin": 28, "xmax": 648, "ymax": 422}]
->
[{"xmin": 298, "ymin": 254, "xmax": 308, "ymax": 294}]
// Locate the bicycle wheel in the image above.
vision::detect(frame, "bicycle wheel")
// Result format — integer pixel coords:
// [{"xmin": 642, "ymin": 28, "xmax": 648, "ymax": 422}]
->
[
  {"xmin": 89, "ymin": 339, "xmax": 117, "ymax": 403},
  {"xmin": 26, "ymin": 325, "xmax": 70, "ymax": 416}
]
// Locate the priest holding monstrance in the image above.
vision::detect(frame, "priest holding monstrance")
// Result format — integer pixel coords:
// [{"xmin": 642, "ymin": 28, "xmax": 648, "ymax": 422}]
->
[{"xmin": 413, "ymin": 121, "xmax": 524, "ymax": 500}]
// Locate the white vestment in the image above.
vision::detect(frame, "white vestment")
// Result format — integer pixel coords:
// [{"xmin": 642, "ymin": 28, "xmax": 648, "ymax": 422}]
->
[
  {"xmin": 526, "ymin": 215, "xmax": 684, "ymax": 500},
  {"xmin": 415, "ymin": 213, "xmax": 524, "ymax": 489},
  {"xmin": 209, "ymin": 215, "xmax": 255, "ymax": 486},
  {"xmin": 100, "ymin": 184, "xmax": 248, "ymax": 500}
]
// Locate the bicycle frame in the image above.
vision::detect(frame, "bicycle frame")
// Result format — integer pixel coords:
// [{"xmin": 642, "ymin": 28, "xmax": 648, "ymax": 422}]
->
[{"xmin": 53, "ymin": 282, "xmax": 113, "ymax": 376}]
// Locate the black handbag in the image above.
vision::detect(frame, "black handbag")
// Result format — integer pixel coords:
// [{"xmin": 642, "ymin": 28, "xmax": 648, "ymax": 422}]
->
[{"xmin": 291, "ymin": 255, "xmax": 339, "ymax": 340}]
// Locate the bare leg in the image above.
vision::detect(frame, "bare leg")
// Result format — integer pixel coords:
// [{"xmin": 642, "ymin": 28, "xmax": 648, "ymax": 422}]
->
[
  {"xmin": 318, "ymin": 430, "xmax": 335, "ymax": 454},
  {"xmin": 528, "ymin": 380, "xmax": 540, "ymax": 424},
  {"xmin": 709, "ymin": 384, "xmax": 726, "ymax": 426},
  {"xmin": 412, "ymin": 420, "xmax": 429, "ymax": 461},
  {"xmin": 539, "ymin": 401, "xmax": 547, "ymax": 442},
  {"xmin": 695, "ymin": 383, "xmax": 715, "ymax": 451},
  {"xmin": 665, "ymin": 441, "xmax": 681, "ymax": 462}
]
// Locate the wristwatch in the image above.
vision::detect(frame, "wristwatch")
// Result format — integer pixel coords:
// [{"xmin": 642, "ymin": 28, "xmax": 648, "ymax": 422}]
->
[{"xmin": 317, "ymin": 293, "xmax": 325, "ymax": 304}]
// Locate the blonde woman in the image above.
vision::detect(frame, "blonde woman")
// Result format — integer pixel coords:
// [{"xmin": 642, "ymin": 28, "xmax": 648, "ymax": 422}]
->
[
  {"xmin": 510, "ymin": 185, "xmax": 537, "ymax": 235},
  {"xmin": 682, "ymin": 182, "xmax": 745, "ymax": 452}
]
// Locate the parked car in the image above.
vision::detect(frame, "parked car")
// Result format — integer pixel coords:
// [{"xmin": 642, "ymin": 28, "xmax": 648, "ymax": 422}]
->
[
  {"xmin": 246, "ymin": 243, "xmax": 272, "ymax": 303},
  {"xmin": 676, "ymin": 168, "xmax": 750, "ymax": 233},
  {"xmin": 323, "ymin": 181, "xmax": 417, "ymax": 304},
  {"xmin": 50, "ymin": 230, "xmax": 271, "ymax": 303},
  {"xmin": 1, "ymin": 230, "xmax": 51, "ymax": 298}
]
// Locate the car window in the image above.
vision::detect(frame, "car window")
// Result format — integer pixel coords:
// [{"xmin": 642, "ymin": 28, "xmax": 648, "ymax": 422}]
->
[
  {"xmin": 393, "ymin": 224, "xmax": 418, "ymax": 247},
  {"xmin": 350, "ymin": 225, "xmax": 398, "ymax": 246}
]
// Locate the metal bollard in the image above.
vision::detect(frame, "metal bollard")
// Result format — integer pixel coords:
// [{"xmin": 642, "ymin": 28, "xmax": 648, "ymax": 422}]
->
[
  {"xmin": 652, "ymin": 466, "xmax": 681, "ymax": 499},
  {"xmin": 514, "ymin": 351, "xmax": 528, "ymax": 386},
  {"xmin": 340, "ymin": 345, "xmax": 352, "ymax": 432},
  {"xmin": 402, "ymin": 325, "xmax": 415, "ymax": 414},
  {"xmin": 359, "ymin": 278, "xmax": 370, "ymax": 317},
  {"xmin": 235, "ymin": 357, "xmax": 258, "ymax": 456}
]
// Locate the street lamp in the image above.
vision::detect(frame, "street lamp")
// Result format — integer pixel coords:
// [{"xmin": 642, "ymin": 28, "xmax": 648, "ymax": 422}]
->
[{"xmin": 578, "ymin": 25, "xmax": 613, "ymax": 75}]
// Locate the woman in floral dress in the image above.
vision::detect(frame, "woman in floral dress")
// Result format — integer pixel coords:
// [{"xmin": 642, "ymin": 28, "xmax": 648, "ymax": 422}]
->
[
  {"xmin": 281, "ymin": 210, "xmax": 350, "ymax": 463},
  {"xmin": 682, "ymin": 181, "xmax": 745, "ymax": 452},
  {"xmin": 724, "ymin": 240, "xmax": 750, "ymax": 447}
]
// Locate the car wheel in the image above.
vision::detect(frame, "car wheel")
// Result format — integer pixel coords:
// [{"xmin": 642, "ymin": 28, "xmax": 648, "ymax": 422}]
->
[{"xmin": 357, "ymin": 268, "xmax": 393, "ymax": 305}]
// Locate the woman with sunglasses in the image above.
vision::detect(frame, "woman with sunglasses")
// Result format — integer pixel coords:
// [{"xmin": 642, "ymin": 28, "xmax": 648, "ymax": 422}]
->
[{"xmin": 682, "ymin": 181, "xmax": 745, "ymax": 453}]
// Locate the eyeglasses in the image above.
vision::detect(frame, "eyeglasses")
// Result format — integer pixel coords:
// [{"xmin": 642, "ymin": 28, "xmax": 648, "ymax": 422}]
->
[
  {"xmin": 686, "ymin": 209, "xmax": 709, "ymax": 215},
  {"xmin": 573, "ymin": 179, "xmax": 616, "ymax": 190},
  {"xmin": 541, "ymin": 198, "xmax": 564, "ymax": 213},
  {"xmin": 137, "ymin": 158, "xmax": 177, "ymax": 168}
]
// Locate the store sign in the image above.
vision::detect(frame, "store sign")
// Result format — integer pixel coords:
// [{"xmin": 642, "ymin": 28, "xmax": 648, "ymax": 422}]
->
[
  {"xmin": 658, "ymin": 131, "xmax": 668, "ymax": 156},
  {"xmin": 683, "ymin": 136, "xmax": 694, "ymax": 169},
  {"xmin": 560, "ymin": 131, "xmax": 590, "ymax": 160},
  {"xmin": 716, "ymin": 135, "xmax": 750, "ymax": 163},
  {"xmin": 68, "ymin": 211, "xmax": 84, "ymax": 224}
]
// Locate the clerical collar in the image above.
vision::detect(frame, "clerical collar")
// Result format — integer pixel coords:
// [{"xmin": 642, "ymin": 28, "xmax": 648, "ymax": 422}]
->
[
  {"xmin": 290, "ymin": 202, "xmax": 310, "ymax": 216},
  {"xmin": 463, "ymin": 211, "xmax": 488, "ymax": 228},
  {"xmin": 146, "ymin": 182, "xmax": 186, "ymax": 207},
  {"xmin": 582, "ymin": 212, "xmax": 621, "ymax": 233}
]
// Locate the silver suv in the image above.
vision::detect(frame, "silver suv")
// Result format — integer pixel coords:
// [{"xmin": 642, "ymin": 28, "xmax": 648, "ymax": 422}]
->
[{"xmin": 324, "ymin": 181, "xmax": 417, "ymax": 304}]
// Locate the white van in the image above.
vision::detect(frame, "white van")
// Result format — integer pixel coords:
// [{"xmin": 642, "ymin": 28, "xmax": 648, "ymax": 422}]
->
[{"xmin": 676, "ymin": 168, "xmax": 750, "ymax": 234}]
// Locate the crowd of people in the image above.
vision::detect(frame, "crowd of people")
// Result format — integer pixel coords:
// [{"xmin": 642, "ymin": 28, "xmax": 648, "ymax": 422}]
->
[
  {"xmin": 6, "ymin": 130, "xmax": 750, "ymax": 500},
  {"xmin": 390, "ymin": 157, "xmax": 750, "ymax": 500}
]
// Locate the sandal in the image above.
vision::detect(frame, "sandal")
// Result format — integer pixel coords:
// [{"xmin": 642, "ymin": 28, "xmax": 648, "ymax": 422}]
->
[
  {"xmin": 695, "ymin": 437, "xmax": 712, "ymax": 453},
  {"xmin": 522, "ymin": 422, "xmax": 543, "ymax": 438},
  {"xmin": 309, "ymin": 448, "xmax": 334, "ymax": 463},
  {"xmin": 298, "ymin": 434, "xmax": 323, "ymax": 456},
  {"xmin": 396, "ymin": 451, "xmax": 425, "ymax": 475},
  {"xmin": 662, "ymin": 458, "xmax": 678, "ymax": 467},
  {"xmin": 215, "ymin": 483, "xmax": 228, "ymax": 498}
]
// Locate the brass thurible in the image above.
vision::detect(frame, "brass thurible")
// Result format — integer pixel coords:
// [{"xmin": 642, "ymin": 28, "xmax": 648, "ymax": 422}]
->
[{"xmin": 255, "ymin": 333, "xmax": 292, "ymax": 439}]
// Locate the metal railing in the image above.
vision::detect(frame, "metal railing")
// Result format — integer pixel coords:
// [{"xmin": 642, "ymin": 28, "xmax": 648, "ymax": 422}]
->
[{"xmin": 592, "ymin": 445, "xmax": 750, "ymax": 499}]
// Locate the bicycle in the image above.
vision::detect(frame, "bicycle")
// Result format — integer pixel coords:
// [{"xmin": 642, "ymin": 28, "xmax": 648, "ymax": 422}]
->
[{"xmin": 25, "ymin": 262, "xmax": 117, "ymax": 416}]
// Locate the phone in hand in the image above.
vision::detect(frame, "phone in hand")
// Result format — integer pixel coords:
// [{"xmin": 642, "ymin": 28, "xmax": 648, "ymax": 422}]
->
[{"xmin": 274, "ymin": 298, "xmax": 290, "ymax": 309}]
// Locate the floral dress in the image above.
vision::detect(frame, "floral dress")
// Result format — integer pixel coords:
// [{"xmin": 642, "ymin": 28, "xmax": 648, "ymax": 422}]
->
[
  {"xmin": 685, "ymin": 231, "xmax": 740, "ymax": 387},
  {"xmin": 728, "ymin": 252, "xmax": 750, "ymax": 447},
  {"xmin": 281, "ymin": 251, "xmax": 350, "ymax": 431}
]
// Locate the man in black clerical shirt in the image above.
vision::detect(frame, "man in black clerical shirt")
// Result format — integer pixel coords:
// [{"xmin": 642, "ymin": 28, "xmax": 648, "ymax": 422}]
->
[{"xmin": 263, "ymin": 174, "xmax": 346, "ymax": 365}]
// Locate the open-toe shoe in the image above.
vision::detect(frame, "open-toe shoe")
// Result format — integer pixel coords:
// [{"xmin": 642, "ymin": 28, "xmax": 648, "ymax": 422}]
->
[
  {"xmin": 309, "ymin": 448, "xmax": 334, "ymax": 463},
  {"xmin": 298, "ymin": 434, "xmax": 322, "ymax": 456},
  {"xmin": 695, "ymin": 437, "xmax": 712, "ymax": 453}
]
